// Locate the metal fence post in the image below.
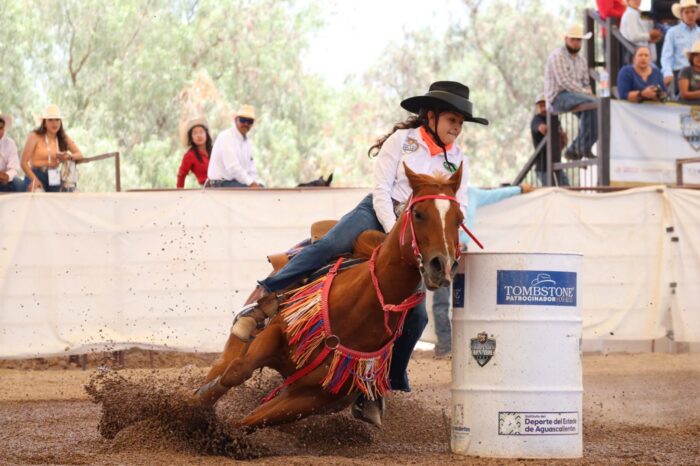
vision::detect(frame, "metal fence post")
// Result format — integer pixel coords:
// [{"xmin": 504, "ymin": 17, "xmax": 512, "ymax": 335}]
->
[{"xmin": 598, "ymin": 97, "xmax": 610, "ymax": 186}]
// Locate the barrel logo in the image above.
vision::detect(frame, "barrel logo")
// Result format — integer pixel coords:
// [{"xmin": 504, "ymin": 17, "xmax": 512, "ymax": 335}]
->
[
  {"xmin": 496, "ymin": 270, "xmax": 577, "ymax": 306},
  {"xmin": 470, "ymin": 331, "xmax": 496, "ymax": 367}
]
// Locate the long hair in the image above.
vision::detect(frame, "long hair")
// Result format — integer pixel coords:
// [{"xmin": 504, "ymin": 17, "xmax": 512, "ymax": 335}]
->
[
  {"xmin": 34, "ymin": 120, "xmax": 68, "ymax": 152},
  {"xmin": 367, "ymin": 108, "xmax": 431, "ymax": 158},
  {"xmin": 188, "ymin": 125, "xmax": 213, "ymax": 163}
]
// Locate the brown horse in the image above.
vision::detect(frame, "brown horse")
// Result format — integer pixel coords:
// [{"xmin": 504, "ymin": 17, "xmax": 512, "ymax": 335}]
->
[{"xmin": 193, "ymin": 164, "xmax": 465, "ymax": 429}]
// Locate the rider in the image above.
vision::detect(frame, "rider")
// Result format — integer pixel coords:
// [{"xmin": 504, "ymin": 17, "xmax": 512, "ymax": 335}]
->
[{"xmin": 232, "ymin": 81, "xmax": 488, "ymax": 421}]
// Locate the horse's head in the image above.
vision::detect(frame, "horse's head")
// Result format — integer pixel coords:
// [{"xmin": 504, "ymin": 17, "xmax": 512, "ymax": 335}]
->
[
  {"xmin": 297, "ymin": 173, "xmax": 333, "ymax": 187},
  {"xmin": 402, "ymin": 163, "xmax": 464, "ymax": 290}
]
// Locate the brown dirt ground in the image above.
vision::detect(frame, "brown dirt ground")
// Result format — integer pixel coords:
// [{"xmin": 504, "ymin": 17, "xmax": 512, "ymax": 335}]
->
[{"xmin": 0, "ymin": 349, "xmax": 699, "ymax": 465}]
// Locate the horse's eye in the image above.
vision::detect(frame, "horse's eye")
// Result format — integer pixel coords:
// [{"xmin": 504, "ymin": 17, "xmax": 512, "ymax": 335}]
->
[{"xmin": 414, "ymin": 210, "xmax": 423, "ymax": 221}]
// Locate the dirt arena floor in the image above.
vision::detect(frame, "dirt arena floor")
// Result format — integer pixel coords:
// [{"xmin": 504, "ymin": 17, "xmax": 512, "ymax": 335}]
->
[{"xmin": 0, "ymin": 349, "xmax": 698, "ymax": 465}]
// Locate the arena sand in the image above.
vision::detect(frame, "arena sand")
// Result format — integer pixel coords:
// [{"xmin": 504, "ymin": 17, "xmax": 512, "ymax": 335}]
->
[{"xmin": 0, "ymin": 350, "xmax": 698, "ymax": 465}]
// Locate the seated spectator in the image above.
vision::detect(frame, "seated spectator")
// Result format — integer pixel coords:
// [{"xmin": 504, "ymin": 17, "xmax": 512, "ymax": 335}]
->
[
  {"xmin": 617, "ymin": 46, "xmax": 668, "ymax": 101},
  {"xmin": 661, "ymin": 0, "xmax": 699, "ymax": 91},
  {"xmin": 621, "ymin": 0, "xmax": 663, "ymax": 62},
  {"xmin": 652, "ymin": 0, "xmax": 679, "ymax": 65},
  {"xmin": 207, "ymin": 104, "xmax": 262, "ymax": 188},
  {"xmin": 530, "ymin": 94, "xmax": 570, "ymax": 186},
  {"xmin": 544, "ymin": 24, "xmax": 598, "ymax": 160},
  {"xmin": 176, "ymin": 116, "xmax": 212, "ymax": 188},
  {"xmin": 0, "ymin": 110, "xmax": 24, "ymax": 192},
  {"xmin": 679, "ymin": 39, "xmax": 700, "ymax": 99},
  {"xmin": 20, "ymin": 105, "xmax": 82, "ymax": 193}
]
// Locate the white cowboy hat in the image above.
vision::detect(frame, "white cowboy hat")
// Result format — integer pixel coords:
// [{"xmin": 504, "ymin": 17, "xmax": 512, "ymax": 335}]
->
[
  {"xmin": 0, "ymin": 110, "xmax": 13, "ymax": 130},
  {"xmin": 235, "ymin": 104, "xmax": 256, "ymax": 120},
  {"xmin": 564, "ymin": 24, "xmax": 592, "ymax": 40},
  {"xmin": 685, "ymin": 39, "xmax": 700, "ymax": 58},
  {"xmin": 535, "ymin": 93, "xmax": 546, "ymax": 105},
  {"xmin": 673, "ymin": 0, "xmax": 698, "ymax": 18},
  {"xmin": 179, "ymin": 116, "xmax": 209, "ymax": 147},
  {"xmin": 43, "ymin": 104, "xmax": 63, "ymax": 120}
]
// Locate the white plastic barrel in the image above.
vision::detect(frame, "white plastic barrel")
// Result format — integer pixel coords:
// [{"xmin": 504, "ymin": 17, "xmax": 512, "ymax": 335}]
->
[{"xmin": 450, "ymin": 252, "xmax": 583, "ymax": 459}]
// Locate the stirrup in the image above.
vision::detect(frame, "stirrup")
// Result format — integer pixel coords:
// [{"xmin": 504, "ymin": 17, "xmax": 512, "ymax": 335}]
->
[
  {"xmin": 230, "ymin": 303, "xmax": 263, "ymax": 342},
  {"xmin": 351, "ymin": 394, "xmax": 385, "ymax": 427}
]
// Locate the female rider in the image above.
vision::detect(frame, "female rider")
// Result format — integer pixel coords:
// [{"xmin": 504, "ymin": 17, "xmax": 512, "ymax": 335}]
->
[{"xmin": 234, "ymin": 81, "xmax": 488, "ymax": 422}]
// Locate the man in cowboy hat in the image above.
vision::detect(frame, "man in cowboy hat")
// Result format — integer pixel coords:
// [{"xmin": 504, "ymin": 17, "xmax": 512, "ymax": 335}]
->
[
  {"xmin": 544, "ymin": 24, "xmax": 598, "ymax": 160},
  {"xmin": 207, "ymin": 104, "xmax": 262, "ymax": 188},
  {"xmin": 530, "ymin": 94, "xmax": 569, "ymax": 186},
  {"xmin": 0, "ymin": 111, "xmax": 24, "ymax": 192},
  {"xmin": 661, "ymin": 0, "xmax": 699, "ymax": 91}
]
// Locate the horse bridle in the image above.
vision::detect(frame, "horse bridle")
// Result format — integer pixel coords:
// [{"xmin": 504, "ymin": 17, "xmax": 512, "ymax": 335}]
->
[{"xmin": 399, "ymin": 193, "xmax": 483, "ymax": 278}]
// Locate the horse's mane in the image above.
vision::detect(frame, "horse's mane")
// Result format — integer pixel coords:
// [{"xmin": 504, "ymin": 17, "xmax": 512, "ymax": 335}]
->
[{"xmin": 410, "ymin": 171, "xmax": 456, "ymax": 191}]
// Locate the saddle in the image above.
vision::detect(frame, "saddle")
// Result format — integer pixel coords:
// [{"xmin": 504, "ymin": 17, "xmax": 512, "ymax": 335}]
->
[{"xmin": 266, "ymin": 220, "xmax": 385, "ymax": 273}]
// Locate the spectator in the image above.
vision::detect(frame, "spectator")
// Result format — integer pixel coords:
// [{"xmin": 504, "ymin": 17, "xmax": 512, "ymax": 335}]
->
[
  {"xmin": 660, "ymin": 0, "xmax": 699, "ymax": 91},
  {"xmin": 544, "ymin": 24, "xmax": 598, "ymax": 160},
  {"xmin": 176, "ymin": 116, "xmax": 212, "ymax": 188},
  {"xmin": 207, "ymin": 104, "xmax": 261, "ymax": 188},
  {"xmin": 617, "ymin": 46, "xmax": 668, "ymax": 101},
  {"xmin": 598, "ymin": 0, "xmax": 627, "ymax": 27},
  {"xmin": 652, "ymin": 0, "xmax": 679, "ymax": 65},
  {"xmin": 621, "ymin": 0, "xmax": 663, "ymax": 62},
  {"xmin": 530, "ymin": 94, "xmax": 570, "ymax": 186},
  {"xmin": 678, "ymin": 39, "xmax": 700, "ymax": 99},
  {"xmin": 20, "ymin": 105, "xmax": 82, "ymax": 193},
  {"xmin": 432, "ymin": 184, "xmax": 534, "ymax": 358},
  {"xmin": 0, "ymin": 111, "xmax": 24, "ymax": 192}
]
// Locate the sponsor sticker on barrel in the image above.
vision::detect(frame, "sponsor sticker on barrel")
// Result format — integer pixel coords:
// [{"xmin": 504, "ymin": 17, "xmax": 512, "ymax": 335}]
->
[
  {"xmin": 498, "ymin": 412, "xmax": 579, "ymax": 435},
  {"xmin": 496, "ymin": 270, "xmax": 577, "ymax": 306}
]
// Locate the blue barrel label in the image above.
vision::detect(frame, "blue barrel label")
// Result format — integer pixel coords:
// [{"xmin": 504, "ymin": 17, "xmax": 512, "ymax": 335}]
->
[
  {"xmin": 453, "ymin": 273, "xmax": 465, "ymax": 308},
  {"xmin": 496, "ymin": 270, "xmax": 577, "ymax": 306}
]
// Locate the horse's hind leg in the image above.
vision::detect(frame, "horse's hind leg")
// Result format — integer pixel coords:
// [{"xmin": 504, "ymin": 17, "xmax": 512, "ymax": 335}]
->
[
  {"xmin": 238, "ymin": 384, "xmax": 343, "ymax": 430},
  {"xmin": 194, "ymin": 324, "xmax": 286, "ymax": 407}
]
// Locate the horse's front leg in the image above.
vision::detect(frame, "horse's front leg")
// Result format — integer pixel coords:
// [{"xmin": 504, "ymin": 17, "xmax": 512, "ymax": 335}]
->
[
  {"xmin": 237, "ymin": 383, "xmax": 348, "ymax": 431},
  {"xmin": 194, "ymin": 322, "xmax": 287, "ymax": 407}
]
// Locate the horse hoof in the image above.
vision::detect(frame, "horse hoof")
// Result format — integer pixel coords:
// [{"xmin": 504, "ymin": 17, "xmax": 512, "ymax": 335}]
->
[{"xmin": 351, "ymin": 395, "xmax": 384, "ymax": 427}]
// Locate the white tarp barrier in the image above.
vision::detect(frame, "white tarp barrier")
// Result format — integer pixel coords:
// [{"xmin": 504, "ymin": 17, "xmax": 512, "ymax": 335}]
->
[
  {"xmin": 610, "ymin": 100, "xmax": 700, "ymax": 184},
  {"xmin": 0, "ymin": 186, "xmax": 698, "ymax": 358},
  {"xmin": 0, "ymin": 189, "xmax": 369, "ymax": 358},
  {"xmin": 471, "ymin": 187, "xmax": 671, "ymax": 342},
  {"xmin": 666, "ymin": 188, "xmax": 700, "ymax": 343}
]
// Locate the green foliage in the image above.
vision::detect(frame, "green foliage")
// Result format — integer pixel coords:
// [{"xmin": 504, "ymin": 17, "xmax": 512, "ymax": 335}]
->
[{"xmin": 1, "ymin": 0, "xmax": 580, "ymax": 190}]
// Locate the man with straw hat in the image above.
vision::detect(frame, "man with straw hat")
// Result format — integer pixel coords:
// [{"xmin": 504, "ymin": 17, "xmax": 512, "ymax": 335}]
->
[
  {"xmin": 544, "ymin": 24, "xmax": 598, "ymax": 161},
  {"xmin": 678, "ymin": 39, "xmax": 700, "ymax": 99},
  {"xmin": 661, "ymin": 0, "xmax": 699, "ymax": 91},
  {"xmin": 207, "ymin": 104, "xmax": 262, "ymax": 188},
  {"xmin": 0, "ymin": 110, "xmax": 23, "ymax": 192}
]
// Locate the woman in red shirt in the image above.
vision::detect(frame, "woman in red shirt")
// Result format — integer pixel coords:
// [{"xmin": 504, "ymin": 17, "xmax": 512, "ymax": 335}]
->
[{"xmin": 176, "ymin": 117, "xmax": 212, "ymax": 188}]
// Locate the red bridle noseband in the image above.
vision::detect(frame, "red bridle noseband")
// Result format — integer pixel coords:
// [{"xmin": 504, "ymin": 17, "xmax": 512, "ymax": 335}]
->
[{"xmin": 399, "ymin": 194, "xmax": 484, "ymax": 272}]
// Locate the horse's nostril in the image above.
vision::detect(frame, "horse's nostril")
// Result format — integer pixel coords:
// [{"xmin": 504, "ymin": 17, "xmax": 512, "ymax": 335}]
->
[{"xmin": 429, "ymin": 256, "xmax": 443, "ymax": 274}]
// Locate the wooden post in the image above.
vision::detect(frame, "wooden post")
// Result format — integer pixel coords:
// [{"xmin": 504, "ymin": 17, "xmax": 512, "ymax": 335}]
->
[{"xmin": 115, "ymin": 152, "xmax": 121, "ymax": 192}]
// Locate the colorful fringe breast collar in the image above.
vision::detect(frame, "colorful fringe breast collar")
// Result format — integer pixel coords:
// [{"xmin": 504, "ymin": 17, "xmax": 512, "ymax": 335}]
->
[{"xmin": 261, "ymin": 256, "xmax": 420, "ymax": 403}]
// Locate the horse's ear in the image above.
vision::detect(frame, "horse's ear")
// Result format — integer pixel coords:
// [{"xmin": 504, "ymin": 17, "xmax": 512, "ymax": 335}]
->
[
  {"xmin": 448, "ymin": 162, "xmax": 463, "ymax": 193},
  {"xmin": 326, "ymin": 173, "xmax": 333, "ymax": 186},
  {"xmin": 404, "ymin": 163, "xmax": 422, "ymax": 190}
]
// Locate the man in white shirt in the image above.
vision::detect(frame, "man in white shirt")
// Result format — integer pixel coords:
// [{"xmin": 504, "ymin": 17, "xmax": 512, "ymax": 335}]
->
[
  {"xmin": 207, "ymin": 104, "xmax": 262, "ymax": 187},
  {"xmin": 0, "ymin": 111, "xmax": 24, "ymax": 192}
]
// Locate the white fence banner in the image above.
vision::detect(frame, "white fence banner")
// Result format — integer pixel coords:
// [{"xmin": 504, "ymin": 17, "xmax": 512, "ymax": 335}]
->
[{"xmin": 610, "ymin": 100, "xmax": 700, "ymax": 184}]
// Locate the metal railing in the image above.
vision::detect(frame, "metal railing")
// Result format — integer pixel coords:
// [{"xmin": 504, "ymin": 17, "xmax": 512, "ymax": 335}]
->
[
  {"xmin": 513, "ymin": 99, "xmax": 610, "ymax": 187},
  {"xmin": 76, "ymin": 151, "xmax": 121, "ymax": 192}
]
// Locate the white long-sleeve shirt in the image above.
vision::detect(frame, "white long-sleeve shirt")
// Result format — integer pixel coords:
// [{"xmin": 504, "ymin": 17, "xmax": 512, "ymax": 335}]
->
[
  {"xmin": 207, "ymin": 126, "xmax": 259, "ymax": 185},
  {"xmin": 372, "ymin": 127, "xmax": 469, "ymax": 233},
  {"xmin": 0, "ymin": 136, "xmax": 20, "ymax": 181},
  {"xmin": 620, "ymin": 8, "xmax": 656, "ymax": 61}
]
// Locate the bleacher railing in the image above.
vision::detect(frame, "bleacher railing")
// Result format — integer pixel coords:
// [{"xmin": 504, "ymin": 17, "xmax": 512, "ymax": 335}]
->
[{"xmin": 75, "ymin": 151, "xmax": 121, "ymax": 192}]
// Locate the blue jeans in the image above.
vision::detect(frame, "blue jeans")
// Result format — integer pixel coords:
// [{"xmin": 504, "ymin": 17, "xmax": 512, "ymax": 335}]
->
[
  {"xmin": 31, "ymin": 168, "xmax": 61, "ymax": 192},
  {"xmin": 536, "ymin": 170, "xmax": 570, "ymax": 187},
  {"xmin": 389, "ymin": 297, "xmax": 427, "ymax": 391},
  {"xmin": 0, "ymin": 176, "xmax": 25, "ymax": 192},
  {"xmin": 208, "ymin": 179, "xmax": 248, "ymax": 188},
  {"xmin": 260, "ymin": 194, "xmax": 383, "ymax": 292},
  {"xmin": 552, "ymin": 91, "xmax": 598, "ymax": 154},
  {"xmin": 432, "ymin": 286, "xmax": 452, "ymax": 354}
]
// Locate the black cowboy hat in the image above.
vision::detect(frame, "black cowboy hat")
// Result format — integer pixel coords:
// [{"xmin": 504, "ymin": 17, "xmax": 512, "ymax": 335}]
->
[{"xmin": 400, "ymin": 81, "xmax": 489, "ymax": 126}]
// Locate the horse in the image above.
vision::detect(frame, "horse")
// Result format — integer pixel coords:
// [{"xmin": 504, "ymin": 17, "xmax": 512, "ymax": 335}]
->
[{"xmin": 193, "ymin": 164, "xmax": 465, "ymax": 430}]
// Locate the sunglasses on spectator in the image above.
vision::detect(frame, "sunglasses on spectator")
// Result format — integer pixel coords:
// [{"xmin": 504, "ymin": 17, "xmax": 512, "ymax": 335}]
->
[{"xmin": 238, "ymin": 117, "xmax": 255, "ymax": 125}]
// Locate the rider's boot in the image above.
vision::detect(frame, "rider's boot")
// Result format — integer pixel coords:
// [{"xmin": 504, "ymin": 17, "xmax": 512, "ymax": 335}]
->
[
  {"xmin": 351, "ymin": 393, "xmax": 385, "ymax": 427},
  {"xmin": 230, "ymin": 288, "xmax": 281, "ymax": 342}
]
